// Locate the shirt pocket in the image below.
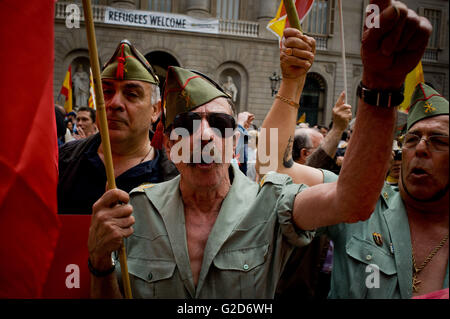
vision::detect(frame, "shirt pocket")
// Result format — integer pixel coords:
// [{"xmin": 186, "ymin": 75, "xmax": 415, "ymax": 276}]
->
[
  {"xmin": 345, "ymin": 236, "xmax": 398, "ymax": 298},
  {"xmin": 127, "ymin": 258, "xmax": 179, "ymax": 298},
  {"xmin": 212, "ymin": 244, "xmax": 269, "ymax": 298}
]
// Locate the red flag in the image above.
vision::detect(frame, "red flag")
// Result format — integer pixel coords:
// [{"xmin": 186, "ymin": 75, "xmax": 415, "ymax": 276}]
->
[
  {"xmin": 43, "ymin": 215, "xmax": 92, "ymax": 298},
  {"xmin": 0, "ymin": 0, "xmax": 60, "ymax": 298}
]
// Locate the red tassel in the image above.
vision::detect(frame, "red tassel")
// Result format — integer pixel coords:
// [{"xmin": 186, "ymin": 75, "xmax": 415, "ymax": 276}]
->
[
  {"xmin": 151, "ymin": 121, "xmax": 164, "ymax": 149},
  {"xmin": 116, "ymin": 44, "xmax": 125, "ymax": 80}
]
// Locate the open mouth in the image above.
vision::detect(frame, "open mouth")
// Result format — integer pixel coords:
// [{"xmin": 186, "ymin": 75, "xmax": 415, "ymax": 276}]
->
[{"xmin": 410, "ymin": 168, "xmax": 428, "ymax": 177}]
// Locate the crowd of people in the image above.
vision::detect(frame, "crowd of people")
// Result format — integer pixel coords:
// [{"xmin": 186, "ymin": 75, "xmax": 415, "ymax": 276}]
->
[{"xmin": 54, "ymin": 0, "xmax": 448, "ymax": 299}]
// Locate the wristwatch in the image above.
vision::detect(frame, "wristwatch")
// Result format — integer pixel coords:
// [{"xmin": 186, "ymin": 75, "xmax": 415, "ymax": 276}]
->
[{"xmin": 357, "ymin": 82, "xmax": 404, "ymax": 108}]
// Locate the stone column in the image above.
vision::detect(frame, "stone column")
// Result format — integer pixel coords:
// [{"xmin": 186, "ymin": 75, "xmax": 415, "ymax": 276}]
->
[
  {"xmin": 110, "ymin": 0, "xmax": 136, "ymax": 9},
  {"xmin": 184, "ymin": 0, "xmax": 211, "ymax": 18},
  {"xmin": 257, "ymin": 0, "xmax": 278, "ymax": 39}
]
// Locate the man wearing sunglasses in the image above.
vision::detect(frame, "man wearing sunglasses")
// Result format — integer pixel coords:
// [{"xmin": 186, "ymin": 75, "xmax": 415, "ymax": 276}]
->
[
  {"xmin": 57, "ymin": 40, "xmax": 178, "ymax": 214},
  {"xmin": 260, "ymin": 2, "xmax": 448, "ymax": 298},
  {"xmin": 87, "ymin": 1, "xmax": 439, "ymax": 299}
]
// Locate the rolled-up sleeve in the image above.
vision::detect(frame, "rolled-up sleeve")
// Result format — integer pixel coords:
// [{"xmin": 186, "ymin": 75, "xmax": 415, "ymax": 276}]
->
[{"xmin": 259, "ymin": 172, "xmax": 315, "ymax": 248}]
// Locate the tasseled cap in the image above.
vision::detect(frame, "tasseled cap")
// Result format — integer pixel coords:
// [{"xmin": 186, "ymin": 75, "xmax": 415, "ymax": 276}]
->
[
  {"xmin": 101, "ymin": 39, "xmax": 159, "ymax": 85},
  {"xmin": 407, "ymin": 83, "xmax": 449, "ymax": 131},
  {"xmin": 162, "ymin": 66, "xmax": 230, "ymax": 130}
]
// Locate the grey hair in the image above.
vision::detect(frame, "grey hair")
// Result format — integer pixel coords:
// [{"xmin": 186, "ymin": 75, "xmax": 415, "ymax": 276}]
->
[
  {"xmin": 150, "ymin": 84, "xmax": 161, "ymax": 106},
  {"xmin": 293, "ymin": 128, "xmax": 313, "ymax": 161}
]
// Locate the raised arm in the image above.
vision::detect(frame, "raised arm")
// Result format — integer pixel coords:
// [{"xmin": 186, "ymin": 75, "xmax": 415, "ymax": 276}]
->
[
  {"xmin": 292, "ymin": 0, "xmax": 432, "ymax": 230},
  {"xmin": 256, "ymin": 29, "xmax": 324, "ymax": 186}
]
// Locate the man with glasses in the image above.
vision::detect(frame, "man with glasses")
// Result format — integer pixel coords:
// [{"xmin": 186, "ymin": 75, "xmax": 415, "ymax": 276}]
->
[
  {"xmin": 260, "ymin": 48, "xmax": 448, "ymax": 300},
  {"xmin": 323, "ymin": 83, "xmax": 448, "ymax": 298}
]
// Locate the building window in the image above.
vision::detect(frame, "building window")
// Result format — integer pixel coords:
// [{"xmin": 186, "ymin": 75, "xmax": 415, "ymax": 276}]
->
[
  {"xmin": 301, "ymin": 0, "xmax": 335, "ymax": 50},
  {"xmin": 146, "ymin": 0, "xmax": 172, "ymax": 12},
  {"xmin": 419, "ymin": 7, "xmax": 444, "ymax": 61},
  {"xmin": 298, "ymin": 73, "xmax": 326, "ymax": 126},
  {"xmin": 216, "ymin": 0, "xmax": 240, "ymax": 20},
  {"xmin": 422, "ymin": 8, "xmax": 442, "ymax": 49}
]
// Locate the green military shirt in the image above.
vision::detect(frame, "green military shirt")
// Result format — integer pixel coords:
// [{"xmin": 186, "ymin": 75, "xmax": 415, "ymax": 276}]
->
[
  {"xmin": 321, "ymin": 171, "xmax": 449, "ymax": 298},
  {"xmin": 116, "ymin": 164, "xmax": 314, "ymax": 298}
]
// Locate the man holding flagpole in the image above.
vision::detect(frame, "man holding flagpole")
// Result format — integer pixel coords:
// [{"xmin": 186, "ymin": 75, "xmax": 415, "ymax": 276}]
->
[
  {"xmin": 57, "ymin": 40, "xmax": 178, "ymax": 215},
  {"xmin": 87, "ymin": 0, "xmax": 433, "ymax": 299}
]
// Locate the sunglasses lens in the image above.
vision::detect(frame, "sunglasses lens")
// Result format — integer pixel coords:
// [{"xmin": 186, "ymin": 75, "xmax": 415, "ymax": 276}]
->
[
  {"xmin": 172, "ymin": 112, "xmax": 201, "ymax": 135},
  {"xmin": 172, "ymin": 112, "xmax": 236, "ymax": 137},
  {"xmin": 208, "ymin": 113, "xmax": 236, "ymax": 137}
]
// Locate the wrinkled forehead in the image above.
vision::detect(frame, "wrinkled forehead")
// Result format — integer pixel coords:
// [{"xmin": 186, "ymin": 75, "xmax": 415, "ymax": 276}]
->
[
  {"xmin": 408, "ymin": 115, "xmax": 449, "ymax": 134},
  {"xmin": 191, "ymin": 97, "xmax": 234, "ymax": 116},
  {"xmin": 102, "ymin": 78, "xmax": 151, "ymax": 91}
]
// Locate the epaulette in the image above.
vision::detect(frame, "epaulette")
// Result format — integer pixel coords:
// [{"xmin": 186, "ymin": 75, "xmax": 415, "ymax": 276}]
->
[{"xmin": 130, "ymin": 183, "xmax": 155, "ymax": 194}]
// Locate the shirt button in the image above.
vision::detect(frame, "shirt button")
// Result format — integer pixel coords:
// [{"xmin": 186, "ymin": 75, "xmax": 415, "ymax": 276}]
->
[
  {"xmin": 366, "ymin": 254, "xmax": 372, "ymax": 261},
  {"xmin": 147, "ymin": 272, "xmax": 153, "ymax": 280},
  {"xmin": 243, "ymin": 264, "xmax": 249, "ymax": 270}
]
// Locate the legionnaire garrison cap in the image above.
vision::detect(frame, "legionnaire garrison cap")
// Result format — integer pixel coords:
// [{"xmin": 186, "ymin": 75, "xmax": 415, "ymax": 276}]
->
[
  {"xmin": 101, "ymin": 39, "xmax": 159, "ymax": 85},
  {"xmin": 162, "ymin": 66, "xmax": 231, "ymax": 129},
  {"xmin": 407, "ymin": 83, "xmax": 449, "ymax": 131},
  {"xmin": 151, "ymin": 66, "xmax": 231, "ymax": 149}
]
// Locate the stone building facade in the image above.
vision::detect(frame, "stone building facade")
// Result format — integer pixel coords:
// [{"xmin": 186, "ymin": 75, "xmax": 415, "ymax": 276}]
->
[{"xmin": 54, "ymin": 0, "xmax": 449, "ymax": 127}]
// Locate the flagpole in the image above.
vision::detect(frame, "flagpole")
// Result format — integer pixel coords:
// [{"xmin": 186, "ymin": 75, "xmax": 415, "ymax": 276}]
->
[
  {"xmin": 338, "ymin": 0, "xmax": 348, "ymax": 103},
  {"xmin": 284, "ymin": 0, "xmax": 303, "ymax": 32},
  {"xmin": 81, "ymin": 0, "xmax": 133, "ymax": 299}
]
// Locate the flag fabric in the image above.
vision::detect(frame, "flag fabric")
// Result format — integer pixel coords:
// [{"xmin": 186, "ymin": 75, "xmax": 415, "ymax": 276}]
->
[
  {"xmin": 399, "ymin": 62, "xmax": 425, "ymax": 112},
  {"xmin": 267, "ymin": 0, "xmax": 315, "ymax": 40},
  {"xmin": 297, "ymin": 112, "xmax": 306, "ymax": 124},
  {"xmin": 88, "ymin": 68, "xmax": 96, "ymax": 109},
  {"xmin": 0, "ymin": 0, "xmax": 60, "ymax": 298},
  {"xmin": 43, "ymin": 215, "xmax": 92, "ymax": 298},
  {"xmin": 61, "ymin": 65, "xmax": 73, "ymax": 113}
]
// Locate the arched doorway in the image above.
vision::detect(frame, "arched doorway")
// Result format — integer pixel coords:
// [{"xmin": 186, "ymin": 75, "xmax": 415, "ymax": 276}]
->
[
  {"xmin": 299, "ymin": 72, "xmax": 326, "ymax": 126},
  {"xmin": 145, "ymin": 51, "xmax": 180, "ymax": 92}
]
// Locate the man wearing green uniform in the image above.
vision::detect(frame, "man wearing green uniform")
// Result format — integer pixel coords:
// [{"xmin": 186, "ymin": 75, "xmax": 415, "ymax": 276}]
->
[
  {"xmin": 87, "ymin": 0, "xmax": 434, "ymax": 298},
  {"xmin": 321, "ymin": 84, "xmax": 449, "ymax": 298},
  {"xmin": 260, "ymin": 2, "xmax": 447, "ymax": 298}
]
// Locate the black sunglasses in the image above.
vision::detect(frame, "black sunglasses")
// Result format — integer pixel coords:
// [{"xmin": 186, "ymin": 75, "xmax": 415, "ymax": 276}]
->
[{"xmin": 172, "ymin": 112, "xmax": 236, "ymax": 138}]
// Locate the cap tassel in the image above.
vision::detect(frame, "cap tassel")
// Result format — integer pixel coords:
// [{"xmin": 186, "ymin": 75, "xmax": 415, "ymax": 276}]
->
[
  {"xmin": 151, "ymin": 121, "xmax": 164, "ymax": 149},
  {"xmin": 116, "ymin": 44, "xmax": 125, "ymax": 80}
]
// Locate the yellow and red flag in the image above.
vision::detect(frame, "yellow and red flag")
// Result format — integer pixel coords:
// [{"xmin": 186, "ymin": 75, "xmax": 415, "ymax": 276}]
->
[
  {"xmin": 60, "ymin": 65, "xmax": 73, "ymax": 112},
  {"xmin": 399, "ymin": 62, "xmax": 425, "ymax": 112},
  {"xmin": 267, "ymin": 0, "xmax": 315, "ymax": 40},
  {"xmin": 88, "ymin": 67, "xmax": 96, "ymax": 109}
]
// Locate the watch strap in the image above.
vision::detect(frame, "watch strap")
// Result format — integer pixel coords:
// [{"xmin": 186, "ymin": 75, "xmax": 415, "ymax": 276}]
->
[{"xmin": 357, "ymin": 82, "xmax": 404, "ymax": 107}]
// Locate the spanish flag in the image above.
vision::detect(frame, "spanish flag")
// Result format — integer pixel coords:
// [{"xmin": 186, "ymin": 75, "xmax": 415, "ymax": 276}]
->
[
  {"xmin": 88, "ymin": 68, "xmax": 96, "ymax": 109},
  {"xmin": 267, "ymin": 0, "xmax": 315, "ymax": 40},
  {"xmin": 60, "ymin": 65, "xmax": 73, "ymax": 112},
  {"xmin": 399, "ymin": 62, "xmax": 425, "ymax": 112}
]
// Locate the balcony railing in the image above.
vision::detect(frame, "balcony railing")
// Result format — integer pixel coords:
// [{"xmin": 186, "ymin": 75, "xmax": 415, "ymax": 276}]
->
[
  {"xmin": 219, "ymin": 19, "xmax": 259, "ymax": 38},
  {"xmin": 310, "ymin": 34, "xmax": 328, "ymax": 50},
  {"xmin": 423, "ymin": 48, "xmax": 438, "ymax": 62},
  {"xmin": 55, "ymin": 2, "xmax": 259, "ymax": 38}
]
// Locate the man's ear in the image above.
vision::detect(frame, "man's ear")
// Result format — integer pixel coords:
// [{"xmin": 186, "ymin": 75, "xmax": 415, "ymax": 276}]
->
[
  {"xmin": 300, "ymin": 148, "xmax": 310, "ymax": 161},
  {"xmin": 151, "ymin": 100, "xmax": 161, "ymax": 124}
]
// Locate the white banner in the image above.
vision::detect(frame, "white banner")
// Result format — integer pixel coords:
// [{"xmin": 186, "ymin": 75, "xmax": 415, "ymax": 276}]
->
[{"xmin": 104, "ymin": 7, "xmax": 219, "ymax": 34}]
